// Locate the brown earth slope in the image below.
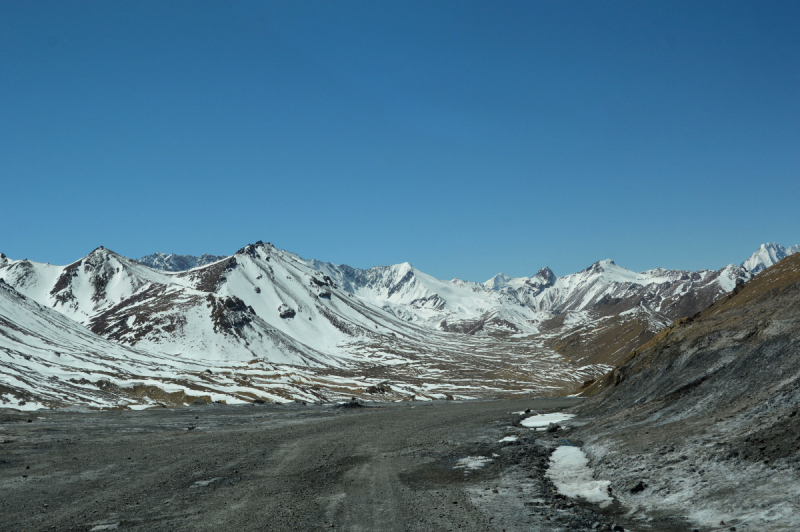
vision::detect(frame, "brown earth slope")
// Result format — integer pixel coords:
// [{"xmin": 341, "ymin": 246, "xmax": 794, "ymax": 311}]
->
[{"xmin": 570, "ymin": 253, "xmax": 800, "ymax": 530}]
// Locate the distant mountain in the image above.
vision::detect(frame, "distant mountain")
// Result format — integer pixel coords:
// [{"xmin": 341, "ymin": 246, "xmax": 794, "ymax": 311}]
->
[
  {"xmin": 741, "ymin": 242, "xmax": 800, "ymax": 274},
  {"xmin": 1, "ymin": 242, "xmax": 618, "ymax": 408},
  {"xmin": 0, "ymin": 241, "xmax": 788, "ymax": 408},
  {"xmin": 137, "ymin": 252, "xmax": 226, "ymax": 272}
]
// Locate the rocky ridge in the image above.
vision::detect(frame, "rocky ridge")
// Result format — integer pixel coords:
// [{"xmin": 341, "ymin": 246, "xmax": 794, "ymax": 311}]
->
[{"xmin": 137, "ymin": 252, "xmax": 226, "ymax": 272}]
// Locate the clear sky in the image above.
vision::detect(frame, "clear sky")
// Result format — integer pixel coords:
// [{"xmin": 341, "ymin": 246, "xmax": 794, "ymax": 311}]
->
[{"xmin": 2, "ymin": 1, "xmax": 799, "ymax": 281}]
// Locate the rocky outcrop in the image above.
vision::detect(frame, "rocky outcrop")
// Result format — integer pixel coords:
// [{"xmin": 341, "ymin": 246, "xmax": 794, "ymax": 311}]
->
[{"xmin": 137, "ymin": 252, "xmax": 226, "ymax": 272}]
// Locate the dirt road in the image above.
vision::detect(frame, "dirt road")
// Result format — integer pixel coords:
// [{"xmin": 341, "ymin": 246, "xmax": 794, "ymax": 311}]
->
[{"xmin": 1, "ymin": 398, "xmax": 649, "ymax": 532}]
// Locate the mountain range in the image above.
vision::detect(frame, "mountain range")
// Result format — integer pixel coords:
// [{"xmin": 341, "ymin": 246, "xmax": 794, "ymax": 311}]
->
[{"xmin": 0, "ymin": 241, "xmax": 796, "ymax": 409}]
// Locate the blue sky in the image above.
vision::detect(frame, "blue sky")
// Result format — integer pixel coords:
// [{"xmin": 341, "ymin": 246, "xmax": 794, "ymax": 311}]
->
[{"xmin": 2, "ymin": 1, "xmax": 798, "ymax": 281}]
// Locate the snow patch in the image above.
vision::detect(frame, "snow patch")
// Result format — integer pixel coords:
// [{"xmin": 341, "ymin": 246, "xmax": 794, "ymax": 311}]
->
[
  {"xmin": 89, "ymin": 524, "xmax": 119, "ymax": 531},
  {"xmin": 455, "ymin": 456, "xmax": 493, "ymax": 470},
  {"xmin": 546, "ymin": 446, "xmax": 612, "ymax": 508},
  {"xmin": 520, "ymin": 412, "xmax": 574, "ymax": 429},
  {"xmin": 190, "ymin": 478, "xmax": 222, "ymax": 488}
]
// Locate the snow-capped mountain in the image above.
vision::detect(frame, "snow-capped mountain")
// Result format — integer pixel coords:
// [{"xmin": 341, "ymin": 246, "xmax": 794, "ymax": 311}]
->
[
  {"xmin": 0, "ymin": 241, "xmax": 785, "ymax": 409},
  {"xmin": 741, "ymin": 242, "xmax": 800, "ymax": 274},
  {"xmin": 0, "ymin": 243, "xmax": 614, "ymax": 408},
  {"xmin": 1, "ymin": 244, "xmax": 410, "ymax": 365},
  {"xmin": 0, "ymin": 276, "xmax": 425, "ymax": 409},
  {"xmin": 299, "ymin": 256, "xmax": 749, "ymax": 339},
  {"xmin": 133, "ymin": 247, "xmax": 757, "ymax": 336},
  {"xmin": 137, "ymin": 252, "xmax": 226, "ymax": 272}
]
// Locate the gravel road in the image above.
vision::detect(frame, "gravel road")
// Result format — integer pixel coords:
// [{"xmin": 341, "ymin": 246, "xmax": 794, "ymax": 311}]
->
[{"xmin": 1, "ymin": 398, "xmax": 672, "ymax": 532}]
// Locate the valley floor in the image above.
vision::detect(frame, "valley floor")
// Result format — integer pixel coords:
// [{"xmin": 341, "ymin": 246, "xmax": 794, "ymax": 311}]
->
[{"xmin": 0, "ymin": 398, "xmax": 691, "ymax": 532}]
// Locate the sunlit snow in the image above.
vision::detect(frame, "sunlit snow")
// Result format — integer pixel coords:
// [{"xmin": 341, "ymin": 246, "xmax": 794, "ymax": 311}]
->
[
  {"xmin": 520, "ymin": 412, "xmax": 574, "ymax": 429},
  {"xmin": 546, "ymin": 446, "xmax": 612, "ymax": 507}
]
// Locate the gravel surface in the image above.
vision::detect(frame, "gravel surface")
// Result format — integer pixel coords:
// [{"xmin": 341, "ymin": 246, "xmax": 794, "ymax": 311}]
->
[{"xmin": 0, "ymin": 398, "xmax": 690, "ymax": 532}]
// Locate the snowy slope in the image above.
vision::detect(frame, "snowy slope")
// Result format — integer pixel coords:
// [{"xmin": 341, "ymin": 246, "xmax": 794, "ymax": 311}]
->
[
  {"xmin": 0, "ymin": 278, "xmax": 207, "ymax": 409},
  {"xmin": 0, "ymin": 277, "xmax": 414, "ymax": 409},
  {"xmin": 0, "ymin": 247, "xmax": 175, "ymax": 324},
  {"xmin": 741, "ymin": 242, "xmax": 800, "ymax": 274}
]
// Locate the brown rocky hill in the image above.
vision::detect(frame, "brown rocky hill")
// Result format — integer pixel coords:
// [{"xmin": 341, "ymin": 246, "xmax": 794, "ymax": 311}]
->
[{"xmin": 571, "ymin": 253, "xmax": 800, "ymax": 530}]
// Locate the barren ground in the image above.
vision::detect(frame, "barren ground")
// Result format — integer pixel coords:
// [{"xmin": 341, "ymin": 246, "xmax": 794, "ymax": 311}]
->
[{"xmin": 0, "ymin": 398, "xmax": 700, "ymax": 532}]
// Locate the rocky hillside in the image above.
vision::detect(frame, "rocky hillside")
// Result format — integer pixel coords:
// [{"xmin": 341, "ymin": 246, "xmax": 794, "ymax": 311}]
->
[{"xmin": 573, "ymin": 253, "xmax": 800, "ymax": 530}]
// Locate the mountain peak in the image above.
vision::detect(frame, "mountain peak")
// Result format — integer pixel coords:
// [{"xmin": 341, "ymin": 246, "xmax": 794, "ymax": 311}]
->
[
  {"xmin": 585, "ymin": 259, "xmax": 616, "ymax": 273},
  {"xmin": 741, "ymin": 242, "xmax": 798, "ymax": 275},
  {"xmin": 87, "ymin": 246, "xmax": 119, "ymax": 259},
  {"xmin": 483, "ymin": 272, "xmax": 517, "ymax": 290},
  {"xmin": 534, "ymin": 267, "xmax": 556, "ymax": 284},
  {"xmin": 396, "ymin": 261, "xmax": 414, "ymax": 272}
]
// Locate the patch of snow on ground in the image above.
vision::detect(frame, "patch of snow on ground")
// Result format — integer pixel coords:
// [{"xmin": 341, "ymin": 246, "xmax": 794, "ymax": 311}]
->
[
  {"xmin": 89, "ymin": 524, "xmax": 119, "ymax": 531},
  {"xmin": 190, "ymin": 478, "xmax": 221, "ymax": 488},
  {"xmin": 498, "ymin": 436, "xmax": 517, "ymax": 442},
  {"xmin": 455, "ymin": 456, "xmax": 493, "ymax": 470},
  {"xmin": 520, "ymin": 412, "xmax": 574, "ymax": 429},
  {"xmin": 546, "ymin": 446, "xmax": 612, "ymax": 508}
]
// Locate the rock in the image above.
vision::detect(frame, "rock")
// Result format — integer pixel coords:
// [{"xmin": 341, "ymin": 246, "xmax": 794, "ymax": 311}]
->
[
  {"xmin": 278, "ymin": 304, "xmax": 296, "ymax": 319},
  {"xmin": 524, "ymin": 408, "xmax": 531, "ymax": 414},
  {"xmin": 252, "ymin": 399, "xmax": 266, "ymax": 404},
  {"xmin": 445, "ymin": 394, "xmax": 455, "ymax": 400},
  {"xmin": 612, "ymin": 524, "xmax": 624, "ymax": 532},
  {"xmin": 191, "ymin": 399, "xmax": 207, "ymax": 405},
  {"xmin": 592, "ymin": 523, "xmax": 600, "ymax": 530},
  {"xmin": 546, "ymin": 423, "xmax": 560, "ymax": 433},
  {"xmin": 630, "ymin": 481, "xmax": 647, "ymax": 494},
  {"xmin": 336, "ymin": 399, "xmax": 363, "ymax": 409},
  {"xmin": 254, "ymin": 286, "xmax": 261, "ymax": 293}
]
